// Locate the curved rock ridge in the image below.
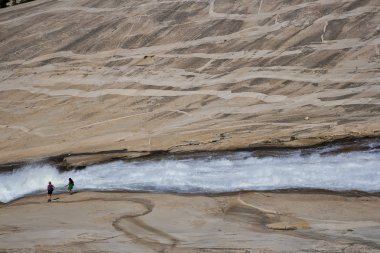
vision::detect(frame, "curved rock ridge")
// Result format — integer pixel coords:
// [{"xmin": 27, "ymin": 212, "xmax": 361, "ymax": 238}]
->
[{"xmin": 0, "ymin": 0, "xmax": 379, "ymax": 165}]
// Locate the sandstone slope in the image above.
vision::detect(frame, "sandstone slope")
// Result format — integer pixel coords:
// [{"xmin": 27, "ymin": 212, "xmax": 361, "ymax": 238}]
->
[{"xmin": 0, "ymin": 0, "xmax": 379, "ymax": 165}]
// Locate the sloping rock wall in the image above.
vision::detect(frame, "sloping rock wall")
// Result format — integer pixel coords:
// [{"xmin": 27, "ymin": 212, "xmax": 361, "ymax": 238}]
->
[{"xmin": 0, "ymin": 0, "xmax": 379, "ymax": 165}]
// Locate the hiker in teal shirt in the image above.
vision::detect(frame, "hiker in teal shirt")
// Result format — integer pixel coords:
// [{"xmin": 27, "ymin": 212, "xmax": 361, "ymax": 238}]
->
[{"xmin": 66, "ymin": 178, "xmax": 74, "ymax": 195}]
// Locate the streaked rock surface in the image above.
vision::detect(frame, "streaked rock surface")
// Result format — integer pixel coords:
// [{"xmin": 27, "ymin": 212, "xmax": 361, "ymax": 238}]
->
[
  {"xmin": 0, "ymin": 0, "xmax": 379, "ymax": 165},
  {"xmin": 1, "ymin": 191, "xmax": 380, "ymax": 253}
]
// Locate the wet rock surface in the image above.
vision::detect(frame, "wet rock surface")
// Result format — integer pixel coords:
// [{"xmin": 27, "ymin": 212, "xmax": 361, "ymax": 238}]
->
[{"xmin": 1, "ymin": 191, "xmax": 380, "ymax": 253}]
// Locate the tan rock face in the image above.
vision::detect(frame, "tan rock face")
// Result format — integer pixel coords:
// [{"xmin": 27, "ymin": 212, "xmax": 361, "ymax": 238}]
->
[
  {"xmin": 1, "ymin": 192, "xmax": 380, "ymax": 253},
  {"xmin": 0, "ymin": 0, "xmax": 379, "ymax": 165}
]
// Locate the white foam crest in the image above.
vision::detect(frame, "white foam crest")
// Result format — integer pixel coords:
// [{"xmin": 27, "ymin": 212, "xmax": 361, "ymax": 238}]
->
[
  {"xmin": 0, "ymin": 149, "xmax": 379, "ymax": 203},
  {"xmin": 0, "ymin": 164, "xmax": 62, "ymax": 203}
]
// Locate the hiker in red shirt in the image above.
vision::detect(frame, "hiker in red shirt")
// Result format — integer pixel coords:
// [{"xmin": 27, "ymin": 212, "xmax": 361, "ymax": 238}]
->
[{"xmin": 47, "ymin": 181, "xmax": 55, "ymax": 202}]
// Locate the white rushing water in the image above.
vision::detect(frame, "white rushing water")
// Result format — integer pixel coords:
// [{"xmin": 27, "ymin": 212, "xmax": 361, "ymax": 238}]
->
[{"xmin": 0, "ymin": 146, "xmax": 379, "ymax": 203}]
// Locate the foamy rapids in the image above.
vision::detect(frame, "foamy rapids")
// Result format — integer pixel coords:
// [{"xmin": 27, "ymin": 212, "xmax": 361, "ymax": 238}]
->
[{"xmin": 0, "ymin": 141, "xmax": 379, "ymax": 203}]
